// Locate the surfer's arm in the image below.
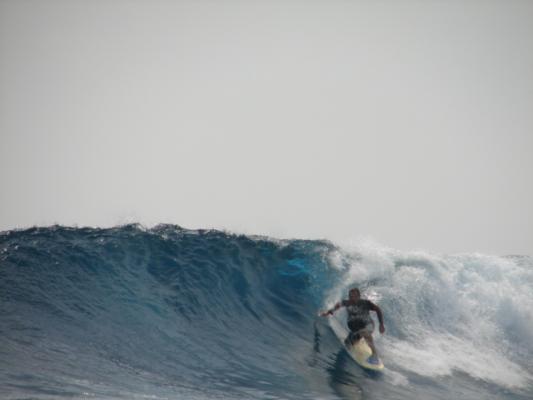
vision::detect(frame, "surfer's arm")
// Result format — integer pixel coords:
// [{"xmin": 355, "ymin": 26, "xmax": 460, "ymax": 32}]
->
[
  {"xmin": 369, "ymin": 302, "xmax": 385, "ymax": 333},
  {"xmin": 320, "ymin": 302, "xmax": 343, "ymax": 317}
]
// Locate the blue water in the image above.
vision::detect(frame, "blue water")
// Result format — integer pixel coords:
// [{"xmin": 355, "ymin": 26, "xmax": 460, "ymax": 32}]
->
[{"xmin": 1, "ymin": 224, "xmax": 532, "ymax": 399}]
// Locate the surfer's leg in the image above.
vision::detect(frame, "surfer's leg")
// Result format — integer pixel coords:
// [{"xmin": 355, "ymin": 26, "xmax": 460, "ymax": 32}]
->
[
  {"xmin": 360, "ymin": 331, "xmax": 378, "ymax": 357},
  {"xmin": 344, "ymin": 333, "xmax": 352, "ymax": 346},
  {"xmin": 344, "ymin": 331, "xmax": 360, "ymax": 346},
  {"xmin": 346, "ymin": 320, "xmax": 363, "ymax": 346}
]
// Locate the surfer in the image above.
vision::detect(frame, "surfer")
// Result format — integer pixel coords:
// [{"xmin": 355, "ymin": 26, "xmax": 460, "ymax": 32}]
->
[{"xmin": 320, "ymin": 288, "xmax": 385, "ymax": 364}]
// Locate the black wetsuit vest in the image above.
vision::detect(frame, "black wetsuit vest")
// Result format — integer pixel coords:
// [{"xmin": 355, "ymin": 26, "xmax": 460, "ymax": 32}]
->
[{"xmin": 342, "ymin": 299, "xmax": 373, "ymax": 330}]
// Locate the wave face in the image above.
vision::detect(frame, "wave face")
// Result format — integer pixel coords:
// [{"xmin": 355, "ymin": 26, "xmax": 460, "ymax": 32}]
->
[{"xmin": 1, "ymin": 225, "xmax": 532, "ymax": 400}]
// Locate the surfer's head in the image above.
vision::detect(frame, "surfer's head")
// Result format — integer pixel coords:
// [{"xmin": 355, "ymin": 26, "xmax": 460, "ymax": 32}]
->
[{"xmin": 349, "ymin": 288, "xmax": 360, "ymax": 301}]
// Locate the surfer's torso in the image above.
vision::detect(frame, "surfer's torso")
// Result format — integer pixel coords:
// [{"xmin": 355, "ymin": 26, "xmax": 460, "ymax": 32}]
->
[{"xmin": 342, "ymin": 299, "xmax": 373, "ymax": 324}]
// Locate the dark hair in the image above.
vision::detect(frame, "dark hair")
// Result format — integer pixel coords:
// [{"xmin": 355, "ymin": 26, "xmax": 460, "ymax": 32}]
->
[{"xmin": 349, "ymin": 288, "xmax": 360, "ymax": 295}]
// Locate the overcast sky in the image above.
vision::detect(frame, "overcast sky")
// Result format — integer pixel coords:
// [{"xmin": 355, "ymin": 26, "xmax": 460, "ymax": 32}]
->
[{"xmin": 1, "ymin": 0, "xmax": 532, "ymax": 255}]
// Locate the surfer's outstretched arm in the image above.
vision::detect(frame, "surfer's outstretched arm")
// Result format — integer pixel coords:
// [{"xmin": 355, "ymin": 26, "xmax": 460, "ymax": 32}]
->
[{"xmin": 320, "ymin": 302, "xmax": 343, "ymax": 317}]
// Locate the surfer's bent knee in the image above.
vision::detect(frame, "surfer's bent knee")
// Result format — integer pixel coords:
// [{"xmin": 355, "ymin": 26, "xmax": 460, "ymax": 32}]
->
[{"xmin": 360, "ymin": 331, "xmax": 373, "ymax": 340}]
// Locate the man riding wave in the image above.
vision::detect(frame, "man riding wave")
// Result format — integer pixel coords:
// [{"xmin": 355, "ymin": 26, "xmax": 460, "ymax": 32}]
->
[{"xmin": 320, "ymin": 288, "xmax": 385, "ymax": 364}]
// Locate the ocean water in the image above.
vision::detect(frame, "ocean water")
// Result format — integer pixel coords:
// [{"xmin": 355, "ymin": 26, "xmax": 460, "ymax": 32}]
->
[{"xmin": 1, "ymin": 224, "xmax": 532, "ymax": 400}]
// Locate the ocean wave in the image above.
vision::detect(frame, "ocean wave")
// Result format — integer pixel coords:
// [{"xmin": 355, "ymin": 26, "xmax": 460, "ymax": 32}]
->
[{"xmin": 1, "ymin": 225, "xmax": 531, "ymax": 399}]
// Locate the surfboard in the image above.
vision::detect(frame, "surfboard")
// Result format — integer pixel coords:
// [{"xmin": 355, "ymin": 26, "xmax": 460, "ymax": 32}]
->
[
  {"xmin": 327, "ymin": 315, "xmax": 384, "ymax": 371},
  {"xmin": 345, "ymin": 337, "xmax": 385, "ymax": 371}
]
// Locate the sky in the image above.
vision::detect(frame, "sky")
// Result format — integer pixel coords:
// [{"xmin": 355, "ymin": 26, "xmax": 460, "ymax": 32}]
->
[{"xmin": 1, "ymin": 0, "xmax": 532, "ymax": 255}]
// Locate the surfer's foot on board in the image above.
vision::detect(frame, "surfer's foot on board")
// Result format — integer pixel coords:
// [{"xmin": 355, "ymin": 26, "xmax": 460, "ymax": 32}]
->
[{"xmin": 367, "ymin": 355, "xmax": 380, "ymax": 365}]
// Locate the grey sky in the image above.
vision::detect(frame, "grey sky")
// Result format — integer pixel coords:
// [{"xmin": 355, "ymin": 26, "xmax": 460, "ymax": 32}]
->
[{"xmin": 1, "ymin": 0, "xmax": 532, "ymax": 255}]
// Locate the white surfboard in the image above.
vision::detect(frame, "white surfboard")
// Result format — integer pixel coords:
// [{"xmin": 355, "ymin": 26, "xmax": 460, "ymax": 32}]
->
[
  {"xmin": 345, "ymin": 338, "xmax": 384, "ymax": 371},
  {"xmin": 328, "ymin": 316, "xmax": 384, "ymax": 371}
]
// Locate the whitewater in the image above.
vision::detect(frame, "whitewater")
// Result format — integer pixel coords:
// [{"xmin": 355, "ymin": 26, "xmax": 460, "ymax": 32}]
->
[{"xmin": 1, "ymin": 224, "xmax": 532, "ymax": 400}]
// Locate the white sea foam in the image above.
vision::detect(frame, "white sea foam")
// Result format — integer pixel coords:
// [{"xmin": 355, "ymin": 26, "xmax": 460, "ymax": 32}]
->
[{"xmin": 324, "ymin": 241, "xmax": 533, "ymax": 389}]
